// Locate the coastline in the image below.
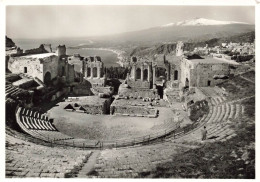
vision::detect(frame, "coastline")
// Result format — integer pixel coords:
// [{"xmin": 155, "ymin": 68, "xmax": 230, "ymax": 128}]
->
[{"xmin": 81, "ymin": 47, "xmax": 126, "ymax": 67}]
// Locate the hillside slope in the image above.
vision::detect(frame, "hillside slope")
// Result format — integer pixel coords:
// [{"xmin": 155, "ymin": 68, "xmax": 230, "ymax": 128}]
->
[
  {"xmin": 6, "ymin": 36, "xmax": 16, "ymax": 48},
  {"xmin": 129, "ymin": 31, "xmax": 255, "ymax": 57},
  {"xmin": 98, "ymin": 23, "xmax": 254, "ymax": 44}
]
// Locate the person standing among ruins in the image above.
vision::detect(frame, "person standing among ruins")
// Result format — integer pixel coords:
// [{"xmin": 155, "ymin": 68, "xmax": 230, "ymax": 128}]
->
[{"xmin": 201, "ymin": 126, "xmax": 207, "ymax": 141}]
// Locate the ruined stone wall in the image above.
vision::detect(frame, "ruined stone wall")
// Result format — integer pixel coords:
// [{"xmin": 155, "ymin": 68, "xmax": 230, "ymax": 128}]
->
[
  {"xmin": 180, "ymin": 58, "xmax": 230, "ymax": 88},
  {"xmin": 42, "ymin": 56, "xmax": 59, "ymax": 81},
  {"xmin": 56, "ymin": 45, "xmax": 66, "ymax": 57},
  {"xmin": 170, "ymin": 64, "xmax": 181, "ymax": 82},
  {"xmin": 24, "ymin": 44, "xmax": 48, "ymax": 54},
  {"xmin": 81, "ymin": 103, "xmax": 109, "ymax": 114},
  {"xmin": 193, "ymin": 63, "xmax": 230, "ymax": 87},
  {"xmin": 85, "ymin": 78, "xmax": 106, "ymax": 87},
  {"xmin": 68, "ymin": 98, "xmax": 111, "ymax": 114},
  {"xmin": 8, "ymin": 55, "xmax": 60, "ymax": 83},
  {"xmin": 128, "ymin": 60, "xmax": 153, "ymax": 89},
  {"xmin": 91, "ymin": 86, "xmax": 114, "ymax": 95},
  {"xmin": 111, "ymin": 105, "xmax": 157, "ymax": 117},
  {"xmin": 67, "ymin": 64, "xmax": 75, "ymax": 83},
  {"xmin": 118, "ymin": 88, "xmax": 159, "ymax": 99},
  {"xmin": 85, "ymin": 57, "xmax": 104, "ymax": 78},
  {"xmin": 127, "ymin": 79, "xmax": 151, "ymax": 89},
  {"xmin": 180, "ymin": 59, "xmax": 192, "ymax": 88},
  {"xmin": 176, "ymin": 41, "xmax": 184, "ymax": 56},
  {"xmin": 72, "ymin": 85, "xmax": 93, "ymax": 95},
  {"xmin": 8, "ymin": 57, "xmax": 44, "ymax": 81}
]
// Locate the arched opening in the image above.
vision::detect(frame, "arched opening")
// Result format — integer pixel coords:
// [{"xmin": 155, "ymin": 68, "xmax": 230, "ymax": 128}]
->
[
  {"xmin": 143, "ymin": 69, "xmax": 148, "ymax": 81},
  {"xmin": 87, "ymin": 67, "xmax": 91, "ymax": 77},
  {"xmin": 157, "ymin": 85, "xmax": 164, "ymax": 99},
  {"xmin": 174, "ymin": 70, "xmax": 178, "ymax": 80},
  {"xmin": 132, "ymin": 57, "xmax": 137, "ymax": 63},
  {"xmin": 44, "ymin": 71, "xmax": 52, "ymax": 85},
  {"xmin": 157, "ymin": 67, "xmax": 166, "ymax": 81},
  {"xmin": 136, "ymin": 68, "xmax": 141, "ymax": 80},
  {"xmin": 185, "ymin": 78, "xmax": 189, "ymax": 88},
  {"xmin": 24, "ymin": 67, "xmax": 27, "ymax": 73},
  {"xmin": 93, "ymin": 67, "xmax": 97, "ymax": 77}
]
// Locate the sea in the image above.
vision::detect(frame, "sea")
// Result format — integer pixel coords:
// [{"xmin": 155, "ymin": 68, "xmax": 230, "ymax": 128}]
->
[{"xmin": 13, "ymin": 38, "xmax": 120, "ymax": 67}]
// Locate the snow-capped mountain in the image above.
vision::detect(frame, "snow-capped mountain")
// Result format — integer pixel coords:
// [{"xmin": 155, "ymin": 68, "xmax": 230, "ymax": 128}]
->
[
  {"xmin": 85, "ymin": 18, "xmax": 254, "ymax": 44},
  {"xmin": 161, "ymin": 18, "xmax": 249, "ymax": 27}
]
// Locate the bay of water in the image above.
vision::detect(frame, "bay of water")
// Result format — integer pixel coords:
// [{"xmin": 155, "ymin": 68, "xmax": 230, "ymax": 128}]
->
[
  {"xmin": 13, "ymin": 39, "xmax": 119, "ymax": 67},
  {"xmin": 66, "ymin": 48, "xmax": 119, "ymax": 67}
]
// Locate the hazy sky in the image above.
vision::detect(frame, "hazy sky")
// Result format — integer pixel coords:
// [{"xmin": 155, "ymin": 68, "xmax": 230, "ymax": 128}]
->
[{"xmin": 6, "ymin": 6, "xmax": 255, "ymax": 39}]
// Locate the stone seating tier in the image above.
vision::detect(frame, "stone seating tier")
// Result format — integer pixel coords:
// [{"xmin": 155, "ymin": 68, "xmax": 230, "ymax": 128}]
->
[
  {"xmin": 6, "ymin": 133, "xmax": 92, "ymax": 178},
  {"xmin": 17, "ymin": 107, "xmax": 74, "ymax": 143}
]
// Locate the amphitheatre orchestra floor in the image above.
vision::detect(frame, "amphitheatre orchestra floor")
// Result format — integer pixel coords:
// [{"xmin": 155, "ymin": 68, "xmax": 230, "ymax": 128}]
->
[{"xmin": 47, "ymin": 100, "xmax": 190, "ymax": 141}]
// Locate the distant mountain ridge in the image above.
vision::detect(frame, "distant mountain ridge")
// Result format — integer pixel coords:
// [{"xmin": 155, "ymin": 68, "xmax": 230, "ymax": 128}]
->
[
  {"xmin": 129, "ymin": 31, "xmax": 255, "ymax": 57},
  {"xmin": 95, "ymin": 22, "xmax": 254, "ymax": 44},
  {"xmin": 67, "ymin": 18, "xmax": 254, "ymax": 48},
  {"xmin": 160, "ymin": 18, "xmax": 250, "ymax": 27}
]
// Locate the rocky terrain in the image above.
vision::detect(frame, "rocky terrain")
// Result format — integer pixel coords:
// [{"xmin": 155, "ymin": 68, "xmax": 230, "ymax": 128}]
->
[{"xmin": 6, "ymin": 36, "xmax": 16, "ymax": 48}]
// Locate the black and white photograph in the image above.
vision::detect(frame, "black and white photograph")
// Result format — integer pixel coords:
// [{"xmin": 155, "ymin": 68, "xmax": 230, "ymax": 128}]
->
[{"xmin": 2, "ymin": 0, "xmax": 258, "ymax": 179}]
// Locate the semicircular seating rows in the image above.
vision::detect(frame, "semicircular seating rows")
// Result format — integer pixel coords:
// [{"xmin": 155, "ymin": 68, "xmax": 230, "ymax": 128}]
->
[
  {"xmin": 16, "ymin": 107, "xmax": 108, "ymax": 148},
  {"xmin": 15, "ymin": 85, "xmax": 244, "ymax": 150},
  {"xmin": 8, "ymin": 85, "xmax": 248, "ymax": 178},
  {"xmin": 91, "ymin": 93, "xmax": 245, "ymax": 178},
  {"xmin": 6, "ymin": 83, "xmax": 26, "ymax": 99},
  {"xmin": 172, "ymin": 87, "xmax": 244, "ymax": 145},
  {"xmin": 6, "ymin": 130, "xmax": 92, "ymax": 178},
  {"xmin": 16, "ymin": 107, "xmax": 74, "ymax": 141},
  {"xmin": 15, "ymin": 106, "xmax": 183, "ymax": 148}
]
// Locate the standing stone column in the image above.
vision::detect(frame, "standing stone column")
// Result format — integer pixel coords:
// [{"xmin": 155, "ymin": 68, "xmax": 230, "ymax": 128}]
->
[
  {"xmin": 141, "ymin": 64, "xmax": 144, "ymax": 81},
  {"xmin": 90, "ymin": 67, "xmax": 93, "ymax": 78},
  {"xmin": 133, "ymin": 64, "xmax": 136, "ymax": 80},
  {"xmin": 81, "ymin": 60, "xmax": 85, "ymax": 82},
  {"xmin": 85, "ymin": 65, "xmax": 88, "ymax": 78},
  {"xmin": 148, "ymin": 64, "xmax": 151, "ymax": 82},
  {"xmin": 167, "ymin": 64, "xmax": 170, "ymax": 80},
  {"xmin": 82, "ymin": 60, "xmax": 85, "ymax": 75},
  {"xmin": 152, "ymin": 66, "xmax": 156, "ymax": 85},
  {"xmin": 97, "ymin": 66, "xmax": 101, "ymax": 78}
]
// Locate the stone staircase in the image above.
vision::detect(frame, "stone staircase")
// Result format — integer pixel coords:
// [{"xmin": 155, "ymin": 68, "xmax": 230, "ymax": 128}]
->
[{"xmin": 76, "ymin": 151, "xmax": 101, "ymax": 177}]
